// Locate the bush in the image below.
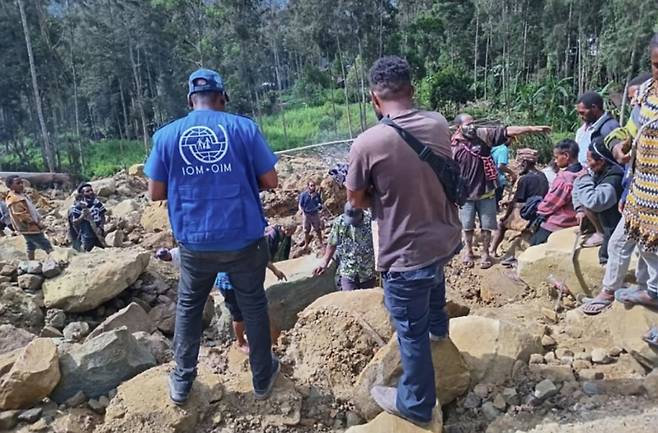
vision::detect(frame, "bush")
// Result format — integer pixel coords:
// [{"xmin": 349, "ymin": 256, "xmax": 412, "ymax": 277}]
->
[{"xmin": 418, "ymin": 65, "xmax": 473, "ymax": 118}]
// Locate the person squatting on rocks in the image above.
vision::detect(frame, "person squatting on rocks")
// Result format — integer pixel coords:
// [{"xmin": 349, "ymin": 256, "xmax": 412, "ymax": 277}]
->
[
  {"xmin": 345, "ymin": 55, "xmax": 461, "ymax": 427},
  {"xmin": 313, "ymin": 202, "xmax": 376, "ymax": 291},
  {"xmin": 581, "ymin": 71, "xmax": 655, "ymax": 316},
  {"xmin": 155, "ymin": 247, "xmax": 287, "ymax": 354},
  {"xmin": 265, "ymin": 223, "xmax": 296, "ymax": 262},
  {"xmin": 582, "ymin": 35, "xmax": 658, "ymax": 334},
  {"xmin": 68, "ymin": 183, "xmax": 107, "ymax": 252},
  {"xmin": 490, "ymin": 140, "xmax": 517, "ymax": 209},
  {"xmin": 571, "ymin": 138, "xmax": 624, "ymax": 262},
  {"xmin": 298, "ymin": 180, "xmax": 324, "ymax": 249},
  {"xmin": 490, "ymin": 148, "xmax": 549, "ymax": 257},
  {"xmin": 4, "ymin": 175, "xmax": 53, "ymax": 260},
  {"xmin": 574, "ymin": 91, "xmax": 620, "ymax": 167},
  {"xmin": 144, "ymin": 68, "xmax": 280, "ymax": 405},
  {"xmin": 530, "ymin": 139, "xmax": 582, "ymax": 246},
  {"xmin": 451, "ymin": 113, "xmax": 550, "ymax": 269}
]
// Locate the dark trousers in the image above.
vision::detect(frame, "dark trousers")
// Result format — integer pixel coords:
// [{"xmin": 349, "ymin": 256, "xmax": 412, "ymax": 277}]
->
[
  {"xmin": 79, "ymin": 221, "xmax": 104, "ymax": 252},
  {"xmin": 176, "ymin": 238, "xmax": 272, "ymax": 392},
  {"xmin": 382, "ymin": 262, "xmax": 448, "ymax": 423},
  {"xmin": 530, "ymin": 227, "xmax": 552, "ymax": 246},
  {"xmin": 339, "ymin": 275, "xmax": 377, "ymax": 291}
]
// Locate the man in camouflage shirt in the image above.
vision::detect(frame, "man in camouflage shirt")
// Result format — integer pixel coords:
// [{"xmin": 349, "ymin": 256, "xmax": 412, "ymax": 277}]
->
[{"xmin": 314, "ymin": 202, "xmax": 376, "ymax": 290}]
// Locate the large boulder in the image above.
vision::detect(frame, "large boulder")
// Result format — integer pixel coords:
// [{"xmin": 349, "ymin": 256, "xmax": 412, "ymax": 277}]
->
[
  {"xmin": 89, "ymin": 178, "xmax": 116, "ymax": 197},
  {"xmin": 128, "ymin": 164, "xmax": 145, "ymax": 178},
  {"xmin": 449, "ymin": 316, "xmax": 542, "ymax": 385},
  {"xmin": 86, "ymin": 302, "xmax": 155, "ymax": 341},
  {"xmin": 0, "ymin": 338, "xmax": 60, "ymax": 410},
  {"xmin": 345, "ymin": 406, "xmax": 443, "ymax": 433},
  {"xmin": 96, "ymin": 364, "xmax": 222, "ymax": 433},
  {"xmin": 0, "ymin": 324, "xmax": 36, "ymax": 355},
  {"xmin": 352, "ymin": 336, "xmax": 470, "ymax": 420},
  {"xmin": 0, "ymin": 236, "xmax": 72, "ymax": 263},
  {"xmin": 51, "ymin": 327, "xmax": 156, "ymax": 403},
  {"xmin": 517, "ymin": 227, "xmax": 635, "ymax": 297},
  {"xmin": 110, "ymin": 199, "xmax": 140, "ymax": 221},
  {"xmin": 0, "ymin": 287, "xmax": 44, "ymax": 332},
  {"xmin": 264, "ymin": 255, "xmax": 337, "ymax": 332},
  {"xmin": 140, "ymin": 201, "xmax": 170, "ymax": 232},
  {"xmin": 42, "ymin": 247, "xmax": 150, "ymax": 313},
  {"xmin": 603, "ymin": 303, "xmax": 658, "ymax": 369},
  {"xmin": 284, "ymin": 289, "xmax": 394, "ymax": 400},
  {"xmin": 217, "ymin": 346, "xmax": 302, "ymax": 427}
]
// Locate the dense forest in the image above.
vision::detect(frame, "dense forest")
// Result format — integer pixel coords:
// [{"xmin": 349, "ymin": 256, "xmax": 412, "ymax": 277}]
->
[{"xmin": 1, "ymin": 0, "xmax": 657, "ymax": 178}]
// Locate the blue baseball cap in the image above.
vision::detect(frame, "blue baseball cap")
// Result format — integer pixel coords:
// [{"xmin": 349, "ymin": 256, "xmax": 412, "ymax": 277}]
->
[{"xmin": 188, "ymin": 68, "xmax": 225, "ymax": 97}]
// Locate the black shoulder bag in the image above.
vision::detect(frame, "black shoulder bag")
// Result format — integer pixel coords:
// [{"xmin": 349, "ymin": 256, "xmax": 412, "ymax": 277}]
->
[{"xmin": 380, "ymin": 117, "xmax": 467, "ymax": 206}]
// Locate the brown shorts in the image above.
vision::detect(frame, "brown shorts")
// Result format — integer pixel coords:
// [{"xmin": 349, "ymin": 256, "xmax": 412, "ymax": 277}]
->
[{"xmin": 303, "ymin": 213, "xmax": 322, "ymax": 232}]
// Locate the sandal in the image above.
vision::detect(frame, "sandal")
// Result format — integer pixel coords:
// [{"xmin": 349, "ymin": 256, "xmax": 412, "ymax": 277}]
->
[
  {"xmin": 480, "ymin": 256, "xmax": 494, "ymax": 270},
  {"xmin": 582, "ymin": 232, "xmax": 604, "ymax": 248},
  {"xmin": 642, "ymin": 326, "xmax": 658, "ymax": 349},
  {"xmin": 581, "ymin": 299, "xmax": 613, "ymax": 315},
  {"xmin": 500, "ymin": 256, "xmax": 517, "ymax": 268},
  {"xmin": 614, "ymin": 288, "xmax": 658, "ymax": 309}
]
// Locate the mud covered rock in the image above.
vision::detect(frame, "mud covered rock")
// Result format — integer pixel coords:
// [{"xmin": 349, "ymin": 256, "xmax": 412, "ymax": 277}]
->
[
  {"xmin": 0, "ymin": 338, "xmax": 60, "ymax": 410},
  {"xmin": 42, "ymin": 248, "xmax": 150, "ymax": 313},
  {"xmin": 449, "ymin": 315, "xmax": 542, "ymax": 385},
  {"xmin": 96, "ymin": 364, "xmax": 222, "ymax": 433}
]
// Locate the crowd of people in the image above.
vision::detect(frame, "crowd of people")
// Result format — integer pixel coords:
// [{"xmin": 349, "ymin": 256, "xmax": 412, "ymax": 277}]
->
[{"xmin": 2, "ymin": 32, "xmax": 658, "ymax": 429}]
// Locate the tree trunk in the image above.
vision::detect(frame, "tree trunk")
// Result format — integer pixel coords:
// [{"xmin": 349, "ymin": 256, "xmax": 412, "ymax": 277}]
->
[
  {"xmin": 336, "ymin": 37, "xmax": 353, "ymax": 139},
  {"xmin": 17, "ymin": 0, "xmax": 55, "ymax": 172},
  {"xmin": 473, "ymin": 7, "xmax": 479, "ymax": 99},
  {"xmin": 128, "ymin": 40, "xmax": 149, "ymax": 152},
  {"xmin": 119, "ymin": 80, "xmax": 130, "ymax": 139}
]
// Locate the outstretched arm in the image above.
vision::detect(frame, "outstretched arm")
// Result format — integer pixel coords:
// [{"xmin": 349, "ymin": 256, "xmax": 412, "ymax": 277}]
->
[{"xmin": 505, "ymin": 125, "xmax": 551, "ymax": 137}]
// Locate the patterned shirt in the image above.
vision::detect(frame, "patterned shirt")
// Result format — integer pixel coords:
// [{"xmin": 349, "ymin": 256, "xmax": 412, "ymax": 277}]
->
[{"xmin": 328, "ymin": 212, "xmax": 375, "ymax": 280}]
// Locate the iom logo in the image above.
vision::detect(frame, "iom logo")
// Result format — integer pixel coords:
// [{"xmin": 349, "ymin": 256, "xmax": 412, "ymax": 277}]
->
[{"xmin": 178, "ymin": 125, "xmax": 232, "ymax": 176}]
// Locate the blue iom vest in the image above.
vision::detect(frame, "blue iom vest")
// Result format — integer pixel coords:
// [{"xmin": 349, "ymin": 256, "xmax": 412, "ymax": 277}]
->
[{"xmin": 146, "ymin": 109, "xmax": 277, "ymax": 251}]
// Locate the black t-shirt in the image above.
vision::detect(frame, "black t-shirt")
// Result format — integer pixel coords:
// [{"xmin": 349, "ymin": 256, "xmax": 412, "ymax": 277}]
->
[{"xmin": 514, "ymin": 170, "xmax": 549, "ymax": 203}]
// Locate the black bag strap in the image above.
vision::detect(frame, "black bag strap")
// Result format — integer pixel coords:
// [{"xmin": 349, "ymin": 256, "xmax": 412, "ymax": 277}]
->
[{"xmin": 379, "ymin": 116, "xmax": 435, "ymax": 161}]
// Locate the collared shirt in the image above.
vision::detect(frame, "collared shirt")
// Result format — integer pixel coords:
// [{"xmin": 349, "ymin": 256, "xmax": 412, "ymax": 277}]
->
[
  {"xmin": 144, "ymin": 109, "xmax": 277, "ymax": 252},
  {"xmin": 328, "ymin": 213, "xmax": 375, "ymax": 280},
  {"xmin": 299, "ymin": 191, "xmax": 322, "ymax": 215}
]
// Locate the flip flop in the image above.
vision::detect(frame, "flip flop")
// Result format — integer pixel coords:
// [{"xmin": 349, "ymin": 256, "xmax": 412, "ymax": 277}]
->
[
  {"xmin": 614, "ymin": 288, "xmax": 658, "ymax": 308},
  {"xmin": 480, "ymin": 256, "xmax": 494, "ymax": 270},
  {"xmin": 581, "ymin": 299, "xmax": 613, "ymax": 315},
  {"xmin": 642, "ymin": 326, "xmax": 658, "ymax": 349},
  {"xmin": 500, "ymin": 257, "xmax": 517, "ymax": 268}
]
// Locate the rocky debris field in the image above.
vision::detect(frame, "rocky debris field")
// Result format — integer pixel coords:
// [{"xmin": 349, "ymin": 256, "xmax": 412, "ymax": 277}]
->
[{"xmin": 1, "ymin": 155, "xmax": 658, "ymax": 433}]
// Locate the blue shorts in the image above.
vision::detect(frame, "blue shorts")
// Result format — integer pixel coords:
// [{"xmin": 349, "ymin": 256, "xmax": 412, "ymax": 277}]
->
[
  {"xmin": 459, "ymin": 198, "xmax": 497, "ymax": 231},
  {"xmin": 23, "ymin": 233, "xmax": 53, "ymax": 254}
]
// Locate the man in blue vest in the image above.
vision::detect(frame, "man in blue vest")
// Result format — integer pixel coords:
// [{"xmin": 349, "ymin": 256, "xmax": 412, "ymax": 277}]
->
[{"xmin": 144, "ymin": 68, "xmax": 279, "ymax": 404}]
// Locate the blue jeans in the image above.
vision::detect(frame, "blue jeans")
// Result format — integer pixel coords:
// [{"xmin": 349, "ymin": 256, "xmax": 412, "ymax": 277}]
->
[
  {"xmin": 382, "ymin": 262, "xmax": 448, "ymax": 423},
  {"xmin": 175, "ymin": 238, "xmax": 274, "ymax": 392}
]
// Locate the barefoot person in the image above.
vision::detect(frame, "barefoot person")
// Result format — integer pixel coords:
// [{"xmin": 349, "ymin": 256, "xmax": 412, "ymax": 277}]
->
[
  {"xmin": 4, "ymin": 175, "xmax": 53, "ymax": 260},
  {"xmin": 346, "ymin": 56, "xmax": 461, "ymax": 426},
  {"xmin": 298, "ymin": 180, "xmax": 323, "ymax": 248},
  {"xmin": 452, "ymin": 114, "xmax": 550, "ymax": 268},
  {"xmin": 145, "ymin": 68, "xmax": 280, "ymax": 404}
]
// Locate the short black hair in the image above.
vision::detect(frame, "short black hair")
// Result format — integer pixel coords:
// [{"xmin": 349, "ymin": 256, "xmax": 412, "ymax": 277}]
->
[
  {"xmin": 629, "ymin": 73, "xmax": 652, "ymax": 87},
  {"xmin": 577, "ymin": 91, "xmax": 604, "ymax": 110},
  {"xmin": 368, "ymin": 56, "xmax": 412, "ymax": 100},
  {"xmin": 555, "ymin": 139, "xmax": 579, "ymax": 159},
  {"xmin": 77, "ymin": 182, "xmax": 92, "ymax": 194},
  {"xmin": 5, "ymin": 175, "xmax": 20, "ymax": 189}
]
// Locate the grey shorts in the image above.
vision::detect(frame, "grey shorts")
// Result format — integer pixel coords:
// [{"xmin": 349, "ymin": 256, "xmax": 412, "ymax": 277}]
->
[
  {"xmin": 459, "ymin": 198, "xmax": 497, "ymax": 231},
  {"xmin": 303, "ymin": 213, "xmax": 322, "ymax": 232}
]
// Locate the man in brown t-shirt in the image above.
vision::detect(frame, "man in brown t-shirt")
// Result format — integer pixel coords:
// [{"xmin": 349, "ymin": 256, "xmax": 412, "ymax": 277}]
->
[{"xmin": 345, "ymin": 56, "xmax": 461, "ymax": 426}]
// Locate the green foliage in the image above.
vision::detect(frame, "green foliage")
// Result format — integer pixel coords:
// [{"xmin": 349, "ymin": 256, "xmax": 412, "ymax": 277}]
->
[{"xmin": 417, "ymin": 66, "xmax": 473, "ymax": 118}]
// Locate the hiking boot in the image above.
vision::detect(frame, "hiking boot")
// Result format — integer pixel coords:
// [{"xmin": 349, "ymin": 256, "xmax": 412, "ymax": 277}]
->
[
  {"xmin": 254, "ymin": 356, "xmax": 281, "ymax": 401},
  {"xmin": 370, "ymin": 385, "xmax": 431, "ymax": 427},
  {"xmin": 168, "ymin": 373, "xmax": 194, "ymax": 406}
]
